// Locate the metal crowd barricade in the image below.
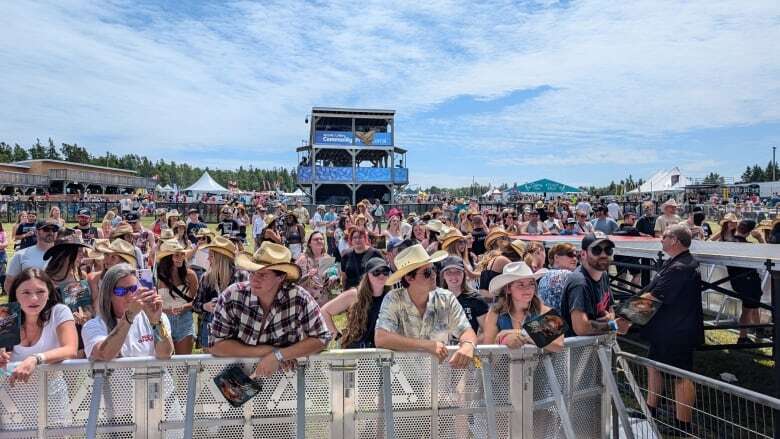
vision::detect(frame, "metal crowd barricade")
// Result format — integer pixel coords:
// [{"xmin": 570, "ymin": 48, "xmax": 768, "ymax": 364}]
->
[
  {"xmin": 0, "ymin": 337, "xmax": 614, "ymax": 439},
  {"xmin": 614, "ymin": 349, "xmax": 780, "ymax": 438}
]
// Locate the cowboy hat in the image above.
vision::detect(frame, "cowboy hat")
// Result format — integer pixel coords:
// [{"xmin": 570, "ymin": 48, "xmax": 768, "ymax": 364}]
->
[
  {"xmin": 87, "ymin": 239, "xmax": 109, "ymax": 260},
  {"xmin": 165, "ymin": 210, "xmax": 181, "ymax": 220},
  {"xmin": 43, "ymin": 234, "xmax": 92, "ymax": 260},
  {"xmin": 110, "ymin": 223, "xmax": 134, "ymax": 239},
  {"xmin": 235, "ymin": 241, "xmax": 300, "ymax": 281},
  {"xmin": 95, "ymin": 239, "xmax": 138, "ymax": 267},
  {"xmin": 425, "ymin": 219, "xmax": 445, "ymax": 233},
  {"xmin": 485, "ymin": 228, "xmax": 510, "ymax": 249},
  {"xmin": 160, "ymin": 228, "xmax": 175, "ymax": 240},
  {"xmin": 264, "ymin": 214, "xmax": 277, "ymax": 224},
  {"xmin": 488, "ymin": 261, "xmax": 545, "ymax": 295},
  {"xmin": 156, "ymin": 240, "xmax": 188, "ymax": 262},
  {"xmin": 719, "ymin": 213, "xmax": 739, "ymax": 225},
  {"xmin": 661, "ymin": 199, "xmax": 679, "ymax": 209},
  {"xmin": 510, "ymin": 239, "xmax": 527, "ymax": 258},
  {"xmin": 173, "ymin": 220, "xmax": 187, "ymax": 230},
  {"xmin": 202, "ymin": 235, "xmax": 238, "ymax": 259},
  {"xmin": 440, "ymin": 228, "xmax": 465, "ymax": 249},
  {"xmin": 386, "ymin": 244, "xmax": 448, "ymax": 286},
  {"xmin": 757, "ymin": 219, "xmax": 775, "ymax": 231}
]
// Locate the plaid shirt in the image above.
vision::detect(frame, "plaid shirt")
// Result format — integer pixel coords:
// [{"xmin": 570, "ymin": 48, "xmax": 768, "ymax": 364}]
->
[{"xmin": 209, "ymin": 281, "xmax": 331, "ymax": 348}]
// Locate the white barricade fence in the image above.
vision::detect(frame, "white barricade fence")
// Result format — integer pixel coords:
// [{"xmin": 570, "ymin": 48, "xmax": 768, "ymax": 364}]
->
[{"xmin": 0, "ymin": 336, "xmax": 613, "ymax": 439}]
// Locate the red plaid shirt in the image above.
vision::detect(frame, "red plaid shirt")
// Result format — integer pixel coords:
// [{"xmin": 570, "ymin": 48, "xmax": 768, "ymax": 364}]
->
[{"xmin": 209, "ymin": 281, "xmax": 331, "ymax": 348}]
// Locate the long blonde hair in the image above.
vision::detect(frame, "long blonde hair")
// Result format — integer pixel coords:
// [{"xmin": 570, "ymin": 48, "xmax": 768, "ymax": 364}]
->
[
  {"xmin": 101, "ymin": 211, "xmax": 116, "ymax": 230},
  {"xmin": 342, "ymin": 274, "xmax": 390, "ymax": 348},
  {"xmin": 203, "ymin": 250, "xmax": 234, "ymax": 293}
]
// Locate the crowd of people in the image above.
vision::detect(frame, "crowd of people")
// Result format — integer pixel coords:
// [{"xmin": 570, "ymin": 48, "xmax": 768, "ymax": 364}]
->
[{"xmin": 1, "ymin": 195, "xmax": 777, "ymax": 435}]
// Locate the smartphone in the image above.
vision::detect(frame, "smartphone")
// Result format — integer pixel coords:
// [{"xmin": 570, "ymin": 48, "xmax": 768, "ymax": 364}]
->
[{"xmin": 137, "ymin": 268, "xmax": 154, "ymax": 289}]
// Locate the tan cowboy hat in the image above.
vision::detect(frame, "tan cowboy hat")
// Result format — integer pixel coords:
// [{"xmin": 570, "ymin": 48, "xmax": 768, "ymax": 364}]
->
[
  {"xmin": 510, "ymin": 239, "xmax": 527, "ymax": 258},
  {"xmin": 661, "ymin": 199, "xmax": 679, "ymax": 210},
  {"xmin": 165, "ymin": 209, "xmax": 181, "ymax": 220},
  {"xmin": 425, "ymin": 219, "xmax": 445, "ymax": 233},
  {"xmin": 156, "ymin": 240, "xmax": 188, "ymax": 262},
  {"xmin": 485, "ymin": 228, "xmax": 510, "ymax": 249},
  {"xmin": 196, "ymin": 227, "xmax": 216, "ymax": 238},
  {"xmin": 440, "ymin": 228, "xmax": 465, "ymax": 249},
  {"xmin": 386, "ymin": 244, "xmax": 448, "ymax": 286},
  {"xmin": 95, "ymin": 239, "xmax": 138, "ymax": 266},
  {"xmin": 264, "ymin": 214, "xmax": 277, "ymax": 224},
  {"xmin": 235, "ymin": 241, "xmax": 300, "ymax": 281},
  {"xmin": 719, "ymin": 213, "xmax": 739, "ymax": 225},
  {"xmin": 466, "ymin": 209, "xmax": 480, "ymax": 218},
  {"xmin": 488, "ymin": 261, "xmax": 545, "ymax": 295},
  {"xmin": 110, "ymin": 223, "xmax": 134, "ymax": 239},
  {"xmin": 757, "ymin": 219, "xmax": 775, "ymax": 231},
  {"xmin": 160, "ymin": 228, "xmax": 175, "ymax": 240},
  {"xmin": 87, "ymin": 238, "xmax": 108, "ymax": 260},
  {"xmin": 173, "ymin": 220, "xmax": 187, "ymax": 230},
  {"xmin": 202, "ymin": 235, "xmax": 238, "ymax": 259}
]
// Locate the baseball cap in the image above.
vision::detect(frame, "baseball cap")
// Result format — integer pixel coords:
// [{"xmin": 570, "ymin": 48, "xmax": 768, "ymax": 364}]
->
[
  {"xmin": 364, "ymin": 257, "xmax": 390, "ymax": 274},
  {"xmin": 125, "ymin": 212, "xmax": 140, "ymax": 223},
  {"xmin": 77, "ymin": 208, "xmax": 91, "ymax": 217},
  {"xmin": 440, "ymin": 256, "xmax": 465, "ymax": 272},
  {"xmin": 581, "ymin": 232, "xmax": 614, "ymax": 251},
  {"xmin": 388, "ymin": 238, "xmax": 414, "ymax": 253},
  {"xmin": 188, "ymin": 208, "xmax": 199, "ymax": 215},
  {"xmin": 36, "ymin": 219, "xmax": 60, "ymax": 231}
]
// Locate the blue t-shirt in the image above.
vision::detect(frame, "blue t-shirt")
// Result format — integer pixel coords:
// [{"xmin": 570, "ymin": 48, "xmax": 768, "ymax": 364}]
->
[{"xmin": 591, "ymin": 217, "xmax": 619, "ymax": 235}]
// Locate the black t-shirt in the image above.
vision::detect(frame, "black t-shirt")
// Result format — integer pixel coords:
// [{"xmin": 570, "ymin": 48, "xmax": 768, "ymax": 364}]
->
[
  {"xmin": 456, "ymin": 291, "xmax": 489, "ymax": 333},
  {"xmin": 340, "ymin": 248, "xmax": 383, "ymax": 289},
  {"xmin": 345, "ymin": 293, "xmax": 387, "ymax": 349},
  {"xmin": 16, "ymin": 223, "xmax": 37, "ymax": 249},
  {"xmin": 641, "ymin": 251, "xmax": 704, "ymax": 347},
  {"xmin": 560, "ymin": 266, "xmax": 613, "ymax": 336},
  {"xmin": 75, "ymin": 225, "xmax": 99, "ymax": 244},
  {"xmin": 186, "ymin": 222, "xmax": 206, "ymax": 245},
  {"xmin": 614, "ymin": 223, "xmax": 641, "ymax": 236},
  {"xmin": 471, "ymin": 227, "xmax": 488, "ymax": 256},
  {"xmin": 725, "ymin": 236, "xmax": 762, "ymax": 303},
  {"xmin": 635, "ymin": 215, "xmax": 656, "ymax": 236},
  {"xmin": 217, "ymin": 219, "xmax": 240, "ymax": 238}
]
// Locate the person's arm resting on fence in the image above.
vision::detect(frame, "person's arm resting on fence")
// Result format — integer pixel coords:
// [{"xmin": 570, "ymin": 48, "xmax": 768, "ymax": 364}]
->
[{"xmin": 208, "ymin": 292, "xmax": 274, "ymax": 358}]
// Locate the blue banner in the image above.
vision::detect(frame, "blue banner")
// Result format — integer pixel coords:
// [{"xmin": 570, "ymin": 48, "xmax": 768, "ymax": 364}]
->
[{"xmin": 314, "ymin": 131, "xmax": 392, "ymax": 146}]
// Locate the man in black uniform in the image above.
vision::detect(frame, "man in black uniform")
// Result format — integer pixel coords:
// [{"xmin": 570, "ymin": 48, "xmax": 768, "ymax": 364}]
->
[
  {"xmin": 74, "ymin": 208, "xmax": 98, "ymax": 244},
  {"xmin": 641, "ymin": 224, "xmax": 703, "ymax": 434}
]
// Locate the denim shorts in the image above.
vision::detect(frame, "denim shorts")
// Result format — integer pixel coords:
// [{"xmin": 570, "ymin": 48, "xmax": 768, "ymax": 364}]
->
[{"xmin": 167, "ymin": 310, "xmax": 194, "ymax": 342}]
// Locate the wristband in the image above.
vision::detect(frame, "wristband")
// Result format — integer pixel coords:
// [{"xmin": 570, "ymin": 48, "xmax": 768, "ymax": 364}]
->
[
  {"xmin": 152, "ymin": 322, "xmax": 169, "ymax": 343},
  {"xmin": 272, "ymin": 348, "xmax": 284, "ymax": 363},
  {"xmin": 608, "ymin": 320, "xmax": 618, "ymax": 332},
  {"xmin": 34, "ymin": 353, "xmax": 45, "ymax": 365},
  {"xmin": 124, "ymin": 311, "xmax": 135, "ymax": 325}
]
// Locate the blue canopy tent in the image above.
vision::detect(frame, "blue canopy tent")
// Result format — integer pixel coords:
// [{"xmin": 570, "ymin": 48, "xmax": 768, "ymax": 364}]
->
[{"xmin": 510, "ymin": 178, "xmax": 583, "ymax": 199}]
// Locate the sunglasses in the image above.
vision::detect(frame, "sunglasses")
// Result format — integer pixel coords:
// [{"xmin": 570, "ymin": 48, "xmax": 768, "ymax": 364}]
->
[
  {"xmin": 562, "ymin": 251, "xmax": 577, "ymax": 258},
  {"xmin": 40, "ymin": 227, "xmax": 58, "ymax": 233},
  {"xmin": 415, "ymin": 267, "xmax": 435, "ymax": 279},
  {"xmin": 589, "ymin": 245, "xmax": 614, "ymax": 256},
  {"xmin": 113, "ymin": 284, "xmax": 139, "ymax": 297},
  {"xmin": 370, "ymin": 268, "xmax": 391, "ymax": 277}
]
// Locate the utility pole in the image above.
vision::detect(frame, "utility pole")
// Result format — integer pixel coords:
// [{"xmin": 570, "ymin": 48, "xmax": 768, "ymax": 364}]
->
[{"xmin": 773, "ymin": 146, "xmax": 776, "ymax": 181}]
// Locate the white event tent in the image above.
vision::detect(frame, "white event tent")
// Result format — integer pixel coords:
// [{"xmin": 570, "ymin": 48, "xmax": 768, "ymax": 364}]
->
[
  {"xmin": 183, "ymin": 172, "xmax": 229, "ymax": 196},
  {"xmin": 628, "ymin": 167, "xmax": 690, "ymax": 196}
]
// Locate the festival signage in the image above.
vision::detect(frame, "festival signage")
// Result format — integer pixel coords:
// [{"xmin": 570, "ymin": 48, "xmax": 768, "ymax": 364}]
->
[{"xmin": 314, "ymin": 131, "xmax": 392, "ymax": 146}]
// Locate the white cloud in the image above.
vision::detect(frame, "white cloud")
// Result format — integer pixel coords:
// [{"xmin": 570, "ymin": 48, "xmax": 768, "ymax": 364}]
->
[{"xmin": 0, "ymin": 0, "xmax": 777, "ymax": 186}]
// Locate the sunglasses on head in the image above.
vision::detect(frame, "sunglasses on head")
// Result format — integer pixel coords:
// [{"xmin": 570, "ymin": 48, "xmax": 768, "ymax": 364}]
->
[
  {"xmin": 589, "ymin": 245, "xmax": 614, "ymax": 256},
  {"xmin": 370, "ymin": 267, "xmax": 391, "ymax": 277},
  {"xmin": 113, "ymin": 284, "xmax": 139, "ymax": 297}
]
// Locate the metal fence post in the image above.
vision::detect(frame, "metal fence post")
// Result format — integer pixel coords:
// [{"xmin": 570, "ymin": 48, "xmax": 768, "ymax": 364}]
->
[
  {"xmin": 479, "ymin": 356, "xmax": 498, "ymax": 439},
  {"xmin": 86, "ymin": 369, "xmax": 105, "ymax": 439},
  {"xmin": 296, "ymin": 363, "xmax": 307, "ymax": 439},
  {"xmin": 183, "ymin": 365, "xmax": 198, "ymax": 439},
  {"xmin": 541, "ymin": 356, "xmax": 577, "ymax": 439},
  {"xmin": 380, "ymin": 358, "xmax": 396, "ymax": 439},
  {"xmin": 597, "ymin": 347, "xmax": 636, "ymax": 439}
]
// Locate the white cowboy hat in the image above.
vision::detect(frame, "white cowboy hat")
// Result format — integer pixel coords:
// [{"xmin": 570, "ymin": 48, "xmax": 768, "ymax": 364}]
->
[
  {"xmin": 424, "ymin": 219, "xmax": 445, "ymax": 233},
  {"xmin": 386, "ymin": 244, "xmax": 447, "ymax": 286},
  {"xmin": 488, "ymin": 261, "xmax": 545, "ymax": 296},
  {"xmin": 235, "ymin": 241, "xmax": 301, "ymax": 281}
]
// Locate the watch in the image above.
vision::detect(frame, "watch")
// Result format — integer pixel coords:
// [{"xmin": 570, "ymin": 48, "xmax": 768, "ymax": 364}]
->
[
  {"xmin": 608, "ymin": 320, "xmax": 619, "ymax": 332},
  {"xmin": 272, "ymin": 348, "xmax": 285, "ymax": 363},
  {"xmin": 34, "ymin": 353, "xmax": 45, "ymax": 365}
]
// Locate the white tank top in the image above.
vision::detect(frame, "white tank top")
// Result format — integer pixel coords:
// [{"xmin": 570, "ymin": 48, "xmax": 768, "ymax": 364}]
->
[{"xmin": 159, "ymin": 284, "xmax": 190, "ymax": 308}]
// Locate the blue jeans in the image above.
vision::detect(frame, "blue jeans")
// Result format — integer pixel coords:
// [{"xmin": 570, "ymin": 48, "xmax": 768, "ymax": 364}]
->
[{"xmin": 197, "ymin": 312, "xmax": 213, "ymax": 348}]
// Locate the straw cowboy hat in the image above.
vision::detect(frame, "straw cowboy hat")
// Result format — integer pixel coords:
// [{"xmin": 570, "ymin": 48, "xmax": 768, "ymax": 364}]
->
[
  {"xmin": 440, "ymin": 228, "xmax": 465, "ymax": 249},
  {"xmin": 156, "ymin": 240, "xmax": 188, "ymax": 262},
  {"xmin": 264, "ymin": 214, "xmax": 277, "ymax": 224},
  {"xmin": 757, "ymin": 219, "xmax": 775, "ymax": 231},
  {"xmin": 110, "ymin": 223, "xmax": 134, "ymax": 239},
  {"xmin": 43, "ymin": 234, "xmax": 92, "ymax": 260},
  {"xmin": 196, "ymin": 227, "xmax": 216, "ymax": 239},
  {"xmin": 425, "ymin": 219, "xmax": 445, "ymax": 233},
  {"xmin": 386, "ymin": 244, "xmax": 448, "ymax": 286},
  {"xmin": 173, "ymin": 220, "xmax": 187, "ymax": 230},
  {"xmin": 202, "ymin": 235, "xmax": 238, "ymax": 259},
  {"xmin": 87, "ymin": 239, "xmax": 108, "ymax": 260},
  {"xmin": 95, "ymin": 239, "xmax": 138, "ymax": 266},
  {"xmin": 719, "ymin": 213, "xmax": 739, "ymax": 226},
  {"xmin": 510, "ymin": 239, "xmax": 527, "ymax": 258},
  {"xmin": 160, "ymin": 229, "xmax": 175, "ymax": 240},
  {"xmin": 488, "ymin": 261, "xmax": 545, "ymax": 296},
  {"xmin": 485, "ymin": 228, "xmax": 510, "ymax": 249},
  {"xmin": 165, "ymin": 210, "xmax": 181, "ymax": 221},
  {"xmin": 235, "ymin": 241, "xmax": 300, "ymax": 281},
  {"xmin": 661, "ymin": 199, "xmax": 679, "ymax": 210}
]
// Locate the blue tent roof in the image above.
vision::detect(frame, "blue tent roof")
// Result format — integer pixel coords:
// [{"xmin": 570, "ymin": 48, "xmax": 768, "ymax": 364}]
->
[{"xmin": 513, "ymin": 178, "xmax": 581, "ymax": 193}]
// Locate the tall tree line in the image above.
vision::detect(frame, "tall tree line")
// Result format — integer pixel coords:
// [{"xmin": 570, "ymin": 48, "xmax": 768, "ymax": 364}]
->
[
  {"xmin": 741, "ymin": 161, "xmax": 780, "ymax": 183},
  {"xmin": 0, "ymin": 138, "xmax": 297, "ymax": 191}
]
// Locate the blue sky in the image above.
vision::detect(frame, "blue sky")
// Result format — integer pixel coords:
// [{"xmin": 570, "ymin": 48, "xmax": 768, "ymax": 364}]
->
[{"xmin": 1, "ymin": 0, "xmax": 779, "ymax": 189}]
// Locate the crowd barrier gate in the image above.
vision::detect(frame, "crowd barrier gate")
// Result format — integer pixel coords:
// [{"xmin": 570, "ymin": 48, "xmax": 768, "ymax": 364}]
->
[{"xmin": 0, "ymin": 337, "xmax": 616, "ymax": 439}]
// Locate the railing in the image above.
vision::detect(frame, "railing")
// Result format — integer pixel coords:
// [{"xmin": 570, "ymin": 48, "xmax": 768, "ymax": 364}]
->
[
  {"xmin": 296, "ymin": 166, "xmax": 409, "ymax": 185},
  {"xmin": 48, "ymin": 169, "xmax": 156, "ymax": 189},
  {"xmin": 0, "ymin": 171, "xmax": 49, "ymax": 187},
  {"xmin": 614, "ymin": 349, "xmax": 780, "ymax": 438},
  {"xmin": 0, "ymin": 337, "xmax": 611, "ymax": 439}
]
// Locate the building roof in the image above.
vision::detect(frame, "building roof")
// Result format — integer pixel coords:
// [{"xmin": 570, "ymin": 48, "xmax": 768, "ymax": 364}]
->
[
  {"xmin": 0, "ymin": 162, "xmax": 31, "ymax": 169},
  {"xmin": 14, "ymin": 159, "xmax": 138, "ymax": 174},
  {"xmin": 312, "ymin": 107, "xmax": 395, "ymax": 116},
  {"xmin": 513, "ymin": 178, "xmax": 582, "ymax": 194}
]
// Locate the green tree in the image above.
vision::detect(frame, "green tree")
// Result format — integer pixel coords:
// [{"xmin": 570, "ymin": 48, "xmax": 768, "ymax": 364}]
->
[
  {"xmin": 12, "ymin": 143, "xmax": 29, "ymax": 161},
  {"xmin": 28, "ymin": 138, "xmax": 46, "ymax": 159},
  {"xmin": 45, "ymin": 138, "xmax": 62, "ymax": 160},
  {"xmin": 0, "ymin": 142, "xmax": 13, "ymax": 162},
  {"xmin": 703, "ymin": 172, "xmax": 725, "ymax": 184}
]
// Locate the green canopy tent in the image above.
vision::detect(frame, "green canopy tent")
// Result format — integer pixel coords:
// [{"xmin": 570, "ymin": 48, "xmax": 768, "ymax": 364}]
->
[{"xmin": 510, "ymin": 178, "xmax": 583, "ymax": 198}]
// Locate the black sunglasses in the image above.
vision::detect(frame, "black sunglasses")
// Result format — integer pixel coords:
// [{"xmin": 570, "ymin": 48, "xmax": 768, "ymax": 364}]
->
[
  {"xmin": 371, "ymin": 267, "xmax": 391, "ymax": 277},
  {"xmin": 590, "ymin": 245, "xmax": 614, "ymax": 256}
]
